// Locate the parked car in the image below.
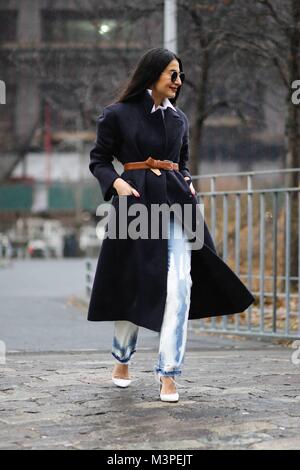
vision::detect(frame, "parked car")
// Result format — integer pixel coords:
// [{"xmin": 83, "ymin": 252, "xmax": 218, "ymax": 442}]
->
[
  {"xmin": 27, "ymin": 239, "xmax": 49, "ymax": 258},
  {"xmin": 63, "ymin": 232, "xmax": 79, "ymax": 257},
  {"xmin": 0, "ymin": 233, "xmax": 13, "ymax": 262}
]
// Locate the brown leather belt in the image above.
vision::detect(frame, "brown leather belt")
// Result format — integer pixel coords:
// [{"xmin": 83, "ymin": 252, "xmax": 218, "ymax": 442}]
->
[{"xmin": 124, "ymin": 157, "xmax": 178, "ymax": 172}]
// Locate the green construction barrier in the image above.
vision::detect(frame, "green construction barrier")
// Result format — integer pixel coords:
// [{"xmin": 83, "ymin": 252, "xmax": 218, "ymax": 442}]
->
[
  {"xmin": 48, "ymin": 184, "xmax": 76, "ymax": 210},
  {"xmin": 0, "ymin": 185, "xmax": 33, "ymax": 210},
  {"xmin": 82, "ymin": 184, "xmax": 104, "ymax": 210}
]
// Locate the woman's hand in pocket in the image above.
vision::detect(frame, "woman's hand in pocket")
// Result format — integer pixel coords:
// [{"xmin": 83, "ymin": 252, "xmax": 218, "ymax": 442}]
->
[
  {"xmin": 113, "ymin": 178, "xmax": 140, "ymax": 197},
  {"xmin": 184, "ymin": 176, "xmax": 196, "ymax": 195}
]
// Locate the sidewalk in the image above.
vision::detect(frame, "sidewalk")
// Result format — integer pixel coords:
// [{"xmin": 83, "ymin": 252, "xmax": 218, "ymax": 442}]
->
[{"xmin": 0, "ymin": 337, "xmax": 299, "ymax": 450}]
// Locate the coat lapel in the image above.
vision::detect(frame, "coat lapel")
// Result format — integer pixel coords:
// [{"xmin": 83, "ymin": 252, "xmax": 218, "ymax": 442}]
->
[{"xmin": 139, "ymin": 89, "xmax": 185, "ymax": 159}]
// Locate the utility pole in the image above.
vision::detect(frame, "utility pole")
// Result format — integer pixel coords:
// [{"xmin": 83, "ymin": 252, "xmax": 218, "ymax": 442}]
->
[{"xmin": 164, "ymin": 0, "xmax": 177, "ymax": 53}]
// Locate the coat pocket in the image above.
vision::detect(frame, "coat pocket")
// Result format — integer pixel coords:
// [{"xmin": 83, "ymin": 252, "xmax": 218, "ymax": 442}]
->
[
  {"xmin": 113, "ymin": 175, "xmax": 140, "ymax": 197},
  {"xmin": 126, "ymin": 178, "xmax": 138, "ymax": 190}
]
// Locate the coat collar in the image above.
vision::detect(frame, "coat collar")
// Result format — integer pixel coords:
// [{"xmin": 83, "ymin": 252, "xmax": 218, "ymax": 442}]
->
[
  {"xmin": 137, "ymin": 89, "xmax": 185, "ymax": 158},
  {"xmin": 140, "ymin": 88, "xmax": 181, "ymax": 120},
  {"xmin": 146, "ymin": 88, "xmax": 177, "ymax": 113}
]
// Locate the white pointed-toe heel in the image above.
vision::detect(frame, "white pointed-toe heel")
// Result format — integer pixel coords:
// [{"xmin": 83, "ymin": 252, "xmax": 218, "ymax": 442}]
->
[
  {"xmin": 112, "ymin": 377, "xmax": 132, "ymax": 388},
  {"xmin": 157, "ymin": 376, "xmax": 179, "ymax": 402},
  {"xmin": 112, "ymin": 364, "xmax": 132, "ymax": 388}
]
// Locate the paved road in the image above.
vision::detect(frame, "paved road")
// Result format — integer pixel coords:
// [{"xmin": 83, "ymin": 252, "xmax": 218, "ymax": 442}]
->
[
  {"xmin": 0, "ymin": 258, "xmax": 274, "ymax": 354},
  {"xmin": 0, "ymin": 348, "xmax": 299, "ymax": 450},
  {"xmin": 0, "ymin": 259, "xmax": 159, "ymax": 352},
  {"xmin": 1, "ymin": 259, "xmax": 299, "ymax": 450}
]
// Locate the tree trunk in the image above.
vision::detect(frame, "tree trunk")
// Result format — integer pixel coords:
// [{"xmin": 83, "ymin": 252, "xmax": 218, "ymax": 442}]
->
[{"xmin": 190, "ymin": 48, "xmax": 210, "ymax": 193}]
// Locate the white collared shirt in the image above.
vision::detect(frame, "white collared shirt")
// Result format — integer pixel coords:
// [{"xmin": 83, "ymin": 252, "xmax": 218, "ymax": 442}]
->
[{"xmin": 147, "ymin": 88, "xmax": 177, "ymax": 116}]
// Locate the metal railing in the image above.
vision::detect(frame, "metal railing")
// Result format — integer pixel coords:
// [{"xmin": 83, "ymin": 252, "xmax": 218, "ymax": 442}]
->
[{"xmin": 189, "ymin": 167, "xmax": 300, "ymax": 340}]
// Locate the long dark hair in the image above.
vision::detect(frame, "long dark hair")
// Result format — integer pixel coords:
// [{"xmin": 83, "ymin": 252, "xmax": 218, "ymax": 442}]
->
[{"xmin": 110, "ymin": 47, "xmax": 184, "ymax": 106}]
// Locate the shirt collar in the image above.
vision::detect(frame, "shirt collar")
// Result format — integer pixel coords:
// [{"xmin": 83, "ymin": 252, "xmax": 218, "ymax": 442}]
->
[{"xmin": 146, "ymin": 88, "xmax": 177, "ymax": 113}]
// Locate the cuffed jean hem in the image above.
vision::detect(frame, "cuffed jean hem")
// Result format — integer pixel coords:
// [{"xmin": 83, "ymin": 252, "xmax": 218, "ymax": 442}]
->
[
  {"xmin": 153, "ymin": 366, "xmax": 182, "ymax": 377},
  {"xmin": 111, "ymin": 349, "xmax": 136, "ymax": 364}
]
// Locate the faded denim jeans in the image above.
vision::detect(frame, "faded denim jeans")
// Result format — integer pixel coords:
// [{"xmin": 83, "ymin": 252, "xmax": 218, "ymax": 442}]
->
[{"xmin": 111, "ymin": 213, "xmax": 193, "ymax": 378}]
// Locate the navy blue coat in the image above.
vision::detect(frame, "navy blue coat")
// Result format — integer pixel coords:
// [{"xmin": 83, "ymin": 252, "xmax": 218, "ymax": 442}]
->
[{"xmin": 87, "ymin": 89, "xmax": 255, "ymax": 332}]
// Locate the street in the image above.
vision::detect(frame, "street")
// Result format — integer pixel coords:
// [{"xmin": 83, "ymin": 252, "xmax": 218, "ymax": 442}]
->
[{"xmin": 0, "ymin": 259, "xmax": 299, "ymax": 450}]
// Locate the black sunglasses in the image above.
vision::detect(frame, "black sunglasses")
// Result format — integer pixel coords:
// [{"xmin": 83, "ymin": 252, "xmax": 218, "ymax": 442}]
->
[{"xmin": 171, "ymin": 71, "xmax": 185, "ymax": 83}]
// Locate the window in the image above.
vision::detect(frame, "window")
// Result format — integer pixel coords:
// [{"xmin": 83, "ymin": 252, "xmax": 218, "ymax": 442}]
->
[
  {"xmin": 0, "ymin": 11, "xmax": 17, "ymax": 43},
  {"xmin": 42, "ymin": 10, "xmax": 117, "ymax": 43}
]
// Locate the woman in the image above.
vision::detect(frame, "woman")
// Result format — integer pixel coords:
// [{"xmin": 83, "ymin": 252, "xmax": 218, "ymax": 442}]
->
[{"xmin": 88, "ymin": 47, "xmax": 255, "ymax": 402}]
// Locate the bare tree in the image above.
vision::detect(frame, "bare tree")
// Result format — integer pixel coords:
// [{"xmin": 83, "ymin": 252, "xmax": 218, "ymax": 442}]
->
[
  {"xmin": 178, "ymin": 0, "xmax": 263, "ymax": 188},
  {"xmin": 224, "ymin": 0, "xmax": 300, "ymax": 182},
  {"xmin": 0, "ymin": 0, "xmax": 163, "ymax": 181},
  {"xmin": 223, "ymin": 0, "xmax": 300, "ymax": 283}
]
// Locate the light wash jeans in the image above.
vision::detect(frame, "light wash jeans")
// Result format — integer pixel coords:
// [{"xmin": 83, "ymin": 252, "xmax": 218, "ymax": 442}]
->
[{"xmin": 111, "ymin": 213, "xmax": 193, "ymax": 378}]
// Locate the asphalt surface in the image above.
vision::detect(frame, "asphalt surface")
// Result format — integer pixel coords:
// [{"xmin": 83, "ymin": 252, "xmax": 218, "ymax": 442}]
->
[
  {"xmin": 0, "ymin": 259, "xmax": 299, "ymax": 450},
  {"xmin": 0, "ymin": 258, "xmax": 274, "ymax": 354}
]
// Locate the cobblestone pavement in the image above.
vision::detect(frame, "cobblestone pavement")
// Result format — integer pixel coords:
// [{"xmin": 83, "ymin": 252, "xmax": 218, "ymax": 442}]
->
[{"xmin": 0, "ymin": 346, "xmax": 299, "ymax": 450}]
